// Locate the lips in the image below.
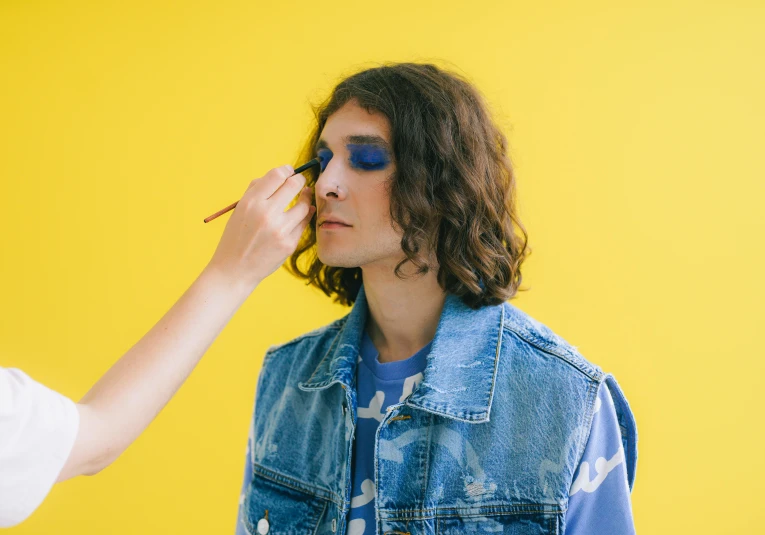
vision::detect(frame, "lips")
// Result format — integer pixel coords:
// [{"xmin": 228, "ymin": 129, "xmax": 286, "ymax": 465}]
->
[
  {"xmin": 320, "ymin": 222, "xmax": 351, "ymax": 230},
  {"xmin": 318, "ymin": 217, "xmax": 351, "ymax": 227}
]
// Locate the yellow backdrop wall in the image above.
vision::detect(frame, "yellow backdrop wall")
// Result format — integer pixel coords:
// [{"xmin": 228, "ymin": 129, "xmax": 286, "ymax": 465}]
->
[{"xmin": 1, "ymin": 1, "xmax": 763, "ymax": 533}]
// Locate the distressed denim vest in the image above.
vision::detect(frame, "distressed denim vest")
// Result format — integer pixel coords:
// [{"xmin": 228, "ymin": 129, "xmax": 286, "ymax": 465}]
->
[{"xmin": 241, "ymin": 284, "xmax": 638, "ymax": 534}]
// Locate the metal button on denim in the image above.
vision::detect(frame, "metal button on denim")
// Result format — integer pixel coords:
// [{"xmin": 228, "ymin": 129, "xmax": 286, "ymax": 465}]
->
[{"xmin": 256, "ymin": 517, "xmax": 269, "ymax": 534}]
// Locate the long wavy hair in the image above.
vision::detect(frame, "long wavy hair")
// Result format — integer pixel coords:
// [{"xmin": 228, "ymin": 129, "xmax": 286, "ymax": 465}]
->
[{"xmin": 285, "ymin": 62, "xmax": 531, "ymax": 310}]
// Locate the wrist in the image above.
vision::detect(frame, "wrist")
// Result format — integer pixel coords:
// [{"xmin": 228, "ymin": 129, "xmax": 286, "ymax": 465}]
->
[{"xmin": 198, "ymin": 264, "xmax": 260, "ymax": 302}]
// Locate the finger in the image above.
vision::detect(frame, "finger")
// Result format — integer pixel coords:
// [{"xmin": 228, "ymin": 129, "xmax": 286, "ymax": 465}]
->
[
  {"xmin": 248, "ymin": 165, "xmax": 295, "ymax": 199},
  {"xmin": 268, "ymin": 172, "xmax": 307, "ymax": 211},
  {"xmin": 282, "ymin": 188, "xmax": 314, "ymax": 230},
  {"xmin": 288, "ymin": 198, "xmax": 316, "ymax": 243}
]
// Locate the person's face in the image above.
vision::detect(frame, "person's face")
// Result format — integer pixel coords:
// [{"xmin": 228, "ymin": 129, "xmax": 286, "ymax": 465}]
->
[{"xmin": 313, "ymin": 100, "xmax": 403, "ymax": 270}]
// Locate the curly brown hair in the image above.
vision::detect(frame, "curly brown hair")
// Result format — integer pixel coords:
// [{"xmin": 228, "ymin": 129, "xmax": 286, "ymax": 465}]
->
[{"xmin": 285, "ymin": 62, "xmax": 531, "ymax": 310}]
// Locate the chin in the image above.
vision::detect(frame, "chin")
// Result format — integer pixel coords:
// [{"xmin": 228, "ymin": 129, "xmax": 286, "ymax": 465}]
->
[{"xmin": 317, "ymin": 248, "xmax": 363, "ymax": 269}]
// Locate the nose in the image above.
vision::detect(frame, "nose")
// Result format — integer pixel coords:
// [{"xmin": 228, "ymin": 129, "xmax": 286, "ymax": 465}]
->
[{"xmin": 314, "ymin": 159, "xmax": 347, "ymax": 201}]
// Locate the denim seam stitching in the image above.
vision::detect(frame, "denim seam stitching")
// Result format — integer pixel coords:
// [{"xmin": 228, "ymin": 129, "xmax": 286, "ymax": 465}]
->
[
  {"xmin": 381, "ymin": 504, "xmax": 564, "ymax": 515},
  {"xmin": 570, "ymin": 379, "xmax": 602, "ymax": 491},
  {"xmin": 381, "ymin": 504, "xmax": 565, "ymax": 521},
  {"xmin": 301, "ymin": 320, "xmax": 347, "ymax": 386},
  {"xmin": 403, "ymin": 401, "xmax": 489, "ymax": 423},
  {"xmin": 419, "ymin": 411, "xmax": 434, "ymax": 507},
  {"xmin": 240, "ymin": 513, "xmax": 255, "ymax": 535},
  {"xmin": 502, "ymin": 325, "xmax": 601, "ymax": 381},
  {"xmin": 484, "ymin": 303, "xmax": 505, "ymax": 421},
  {"xmin": 252, "ymin": 462, "xmax": 342, "ymax": 507},
  {"xmin": 311, "ymin": 499, "xmax": 329, "ymax": 535}
]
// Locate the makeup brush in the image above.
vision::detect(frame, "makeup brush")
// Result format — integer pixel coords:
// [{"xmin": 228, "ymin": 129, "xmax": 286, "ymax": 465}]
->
[{"xmin": 203, "ymin": 157, "xmax": 323, "ymax": 223}]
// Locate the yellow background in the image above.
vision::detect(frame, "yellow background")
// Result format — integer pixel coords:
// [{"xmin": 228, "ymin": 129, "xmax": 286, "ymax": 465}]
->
[{"xmin": 1, "ymin": 1, "xmax": 763, "ymax": 533}]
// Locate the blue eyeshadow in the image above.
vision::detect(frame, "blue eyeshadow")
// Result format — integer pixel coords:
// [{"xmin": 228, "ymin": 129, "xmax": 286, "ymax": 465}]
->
[
  {"xmin": 347, "ymin": 144, "xmax": 391, "ymax": 171},
  {"xmin": 317, "ymin": 148, "xmax": 333, "ymax": 172}
]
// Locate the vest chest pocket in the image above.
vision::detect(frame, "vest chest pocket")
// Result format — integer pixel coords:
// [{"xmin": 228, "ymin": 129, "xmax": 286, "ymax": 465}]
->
[
  {"xmin": 434, "ymin": 509, "xmax": 561, "ymax": 534},
  {"xmin": 379, "ymin": 507, "xmax": 560, "ymax": 535},
  {"xmin": 242, "ymin": 473, "xmax": 329, "ymax": 535}
]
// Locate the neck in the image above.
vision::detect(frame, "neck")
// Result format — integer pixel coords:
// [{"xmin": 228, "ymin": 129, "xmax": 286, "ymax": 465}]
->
[{"xmin": 361, "ymin": 258, "xmax": 447, "ymax": 363}]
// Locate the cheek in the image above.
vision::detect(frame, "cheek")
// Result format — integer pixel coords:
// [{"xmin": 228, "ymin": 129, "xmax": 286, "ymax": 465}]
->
[
  {"xmin": 369, "ymin": 188, "xmax": 395, "ymax": 228},
  {"xmin": 352, "ymin": 174, "xmax": 398, "ymax": 234}
]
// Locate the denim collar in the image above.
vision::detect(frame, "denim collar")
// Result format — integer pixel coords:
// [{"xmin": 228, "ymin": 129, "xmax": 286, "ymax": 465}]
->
[{"xmin": 299, "ymin": 283, "xmax": 504, "ymax": 423}]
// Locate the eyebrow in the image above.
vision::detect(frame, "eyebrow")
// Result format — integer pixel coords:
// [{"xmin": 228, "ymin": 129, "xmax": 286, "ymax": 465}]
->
[{"xmin": 314, "ymin": 134, "xmax": 391, "ymax": 153}]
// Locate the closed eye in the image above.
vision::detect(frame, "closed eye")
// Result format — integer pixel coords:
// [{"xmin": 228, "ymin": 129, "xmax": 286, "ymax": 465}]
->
[
  {"xmin": 353, "ymin": 160, "xmax": 388, "ymax": 170},
  {"xmin": 347, "ymin": 144, "xmax": 391, "ymax": 171}
]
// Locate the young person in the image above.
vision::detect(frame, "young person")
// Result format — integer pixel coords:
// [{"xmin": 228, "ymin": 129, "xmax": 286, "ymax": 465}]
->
[{"xmin": 235, "ymin": 63, "xmax": 638, "ymax": 535}]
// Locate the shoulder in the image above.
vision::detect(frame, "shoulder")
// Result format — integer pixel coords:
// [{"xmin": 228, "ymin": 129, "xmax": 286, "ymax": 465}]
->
[
  {"xmin": 498, "ymin": 302, "xmax": 639, "ymax": 488},
  {"xmin": 258, "ymin": 316, "xmax": 349, "ymax": 384},
  {"xmin": 495, "ymin": 301, "xmax": 605, "ymax": 429},
  {"xmin": 501, "ymin": 301, "xmax": 604, "ymax": 382},
  {"xmin": 0, "ymin": 368, "xmax": 80, "ymax": 528},
  {"xmin": 264, "ymin": 317, "xmax": 347, "ymax": 359},
  {"xmin": 0, "ymin": 367, "xmax": 79, "ymax": 414}
]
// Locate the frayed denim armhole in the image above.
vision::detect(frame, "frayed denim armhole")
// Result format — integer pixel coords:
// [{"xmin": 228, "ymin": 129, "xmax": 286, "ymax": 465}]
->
[{"xmin": 604, "ymin": 373, "xmax": 639, "ymax": 491}]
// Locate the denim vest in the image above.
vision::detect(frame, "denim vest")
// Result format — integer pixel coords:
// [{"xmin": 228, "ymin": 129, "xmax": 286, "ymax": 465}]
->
[{"xmin": 241, "ymin": 284, "xmax": 638, "ymax": 535}]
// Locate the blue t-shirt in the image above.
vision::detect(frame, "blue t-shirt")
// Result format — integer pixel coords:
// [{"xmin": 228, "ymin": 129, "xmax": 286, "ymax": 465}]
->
[
  {"xmin": 346, "ymin": 331, "xmax": 431, "ymax": 535},
  {"xmin": 235, "ymin": 331, "xmax": 636, "ymax": 534}
]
